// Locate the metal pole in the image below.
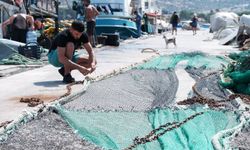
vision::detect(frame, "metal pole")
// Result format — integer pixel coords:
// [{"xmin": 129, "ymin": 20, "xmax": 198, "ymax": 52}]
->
[{"xmin": 54, "ymin": 0, "xmax": 60, "ymax": 35}]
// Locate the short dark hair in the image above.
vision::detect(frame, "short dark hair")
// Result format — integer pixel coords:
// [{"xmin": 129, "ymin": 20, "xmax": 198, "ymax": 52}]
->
[
  {"xmin": 71, "ymin": 21, "xmax": 85, "ymax": 32},
  {"xmin": 83, "ymin": 0, "xmax": 90, "ymax": 3}
]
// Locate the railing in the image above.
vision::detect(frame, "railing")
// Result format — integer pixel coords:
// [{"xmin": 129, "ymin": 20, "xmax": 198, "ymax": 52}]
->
[
  {"xmin": 93, "ymin": 3, "xmax": 124, "ymax": 13},
  {"xmin": 0, "ymin": 4, "xmax": 11, "ymax": 38},
  {"xmin": 26, "ymin": 0, "xmax": 56, "ymax": 14},
  {"xmin": 24, "ymin": 0, "xmax": 58, "ymax": 18},
  {"xmin": 0, "ymin": 4, "xmax": 11, "ymax": 24}
]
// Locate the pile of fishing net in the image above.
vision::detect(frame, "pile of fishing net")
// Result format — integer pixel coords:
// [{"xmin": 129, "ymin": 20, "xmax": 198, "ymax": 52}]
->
[
  {"xmin": 229, "ymin": 118, "xmax": 250, "ymax": 149},
  {"xmin": 137, "ymin": 52, "xmax": 228, "ymax": 70},
  {"xmin": 219, "ymin": 51, "xmax": 250, "ymax": 95},
  {"xmin": 0, "ymin": 111, "xmax": 100, "ymax": 150},
  {"xmin": 1, "ymin": 52, "xmax": 240, "ymax": 150},
  {"xmin": 0, "ymin": 53, "xmax": 43, "ymax": 65},
  {"xmin": 63, "ymin": 69, "xmax": 178, "ymax": 111},
  {"xmin": 0, "ymin": 39, "xmax": 46, "ymax": 65},
  {"xmin": 57, "ymin": 106, "xmax": 240, "ymax": 150},
  {"xmin": 59, "ymin": 52, "xmax": 235, "ymax": 150}
]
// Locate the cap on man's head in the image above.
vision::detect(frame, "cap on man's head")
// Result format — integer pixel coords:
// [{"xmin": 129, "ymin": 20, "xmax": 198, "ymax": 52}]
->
[{"xmin": 71, "ymin": 21, "xmax": 85, "ymax": 33}]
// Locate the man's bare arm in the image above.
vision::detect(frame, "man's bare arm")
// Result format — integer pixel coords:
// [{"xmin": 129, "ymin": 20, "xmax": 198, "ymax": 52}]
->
[
  {"xmin": 57, "ymin": 47, "xmax": 89, "ymax": 72},
  {"xmin": 94, "ymin": 6, "xmax": 99, "ymax": 17},
  {"xmin": 2, "ymin": 16, "xmax": 14, "ymax": 37},
  {"xmin": 83, "ymin": 42, "xmax": 95, "ymax": 63},
  {"xmin": 26, "ymin": 15, "xmax": 34, "ymax": 29}
]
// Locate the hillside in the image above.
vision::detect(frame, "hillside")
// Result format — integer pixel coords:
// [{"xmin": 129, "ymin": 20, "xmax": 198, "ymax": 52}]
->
[{"xmin": 157, "ymin": 0, "xmax": 250, "ymax": 13}]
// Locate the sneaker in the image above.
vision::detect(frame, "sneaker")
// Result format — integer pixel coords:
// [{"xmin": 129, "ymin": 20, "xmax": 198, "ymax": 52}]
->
[
  {"xmin": 63, "ymin": 73, "xmax": 75, "ymax": 84},
  {"xmin": 58, "ymin": 67, "xmax": 65, "ymax": 77}
]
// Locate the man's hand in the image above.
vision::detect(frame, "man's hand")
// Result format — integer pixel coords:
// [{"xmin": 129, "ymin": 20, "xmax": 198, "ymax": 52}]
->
[
  {"xmin": 79, "ymin": 66, "xmax": 91, "ymax": 76},
  {"xmin": 90, "ymin": 62, "xmax": 96, "ymax": 73}
]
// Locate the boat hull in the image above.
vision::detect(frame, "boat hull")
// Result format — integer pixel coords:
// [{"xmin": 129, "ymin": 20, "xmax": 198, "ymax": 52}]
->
[{"xmin": 95, "ymin": 18, "xmax": 139, "ymax": 39}]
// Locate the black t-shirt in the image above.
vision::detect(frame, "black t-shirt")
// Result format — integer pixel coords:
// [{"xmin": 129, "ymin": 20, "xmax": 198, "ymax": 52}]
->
[
  {"xmin": 50, "ymin": 29, "xmax": 89, "ymax": 52},
  {"xmin": 171, "ymin": 15, "xmax": 179, "ymax": 24}
]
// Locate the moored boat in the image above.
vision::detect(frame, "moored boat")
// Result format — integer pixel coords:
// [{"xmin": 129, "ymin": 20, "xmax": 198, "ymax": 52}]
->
[
  {"xmin": 92, "ymin": 0, "xmax": 139, "ymax": 39},
  {"xmin": 95, "ymin": 17, "xmax": 138, "ymax": 39}
]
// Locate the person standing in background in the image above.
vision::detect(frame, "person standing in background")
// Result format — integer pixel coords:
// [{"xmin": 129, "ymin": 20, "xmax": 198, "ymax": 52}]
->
[
  {"xmin": 83, "ymin": 0, "xmax": 99, "ymax": 47},
  {"xmin": 170, "ymin": 11, "xmax": 179, "ymax": 35},
  {"xmin": 73, "ymin": 1, "xmax": 85, "ymax": 21},
  {"xmin": 143, "ymin": 13, "xmax": 149, "ymax": 33},
  {"xmin": 134, "ymin": 11, "xmax": 142, "ymax": 37},
  {"xmin": 13, "ymin": 0, "xmax": 26, "ymax": 13},
  {"xmin": 191, "ymin": 14, "xmax": 198, "ymax": 35},
  {"xmin": 2, "ymin": 13, "xmax": 34, "ymax": 43}
]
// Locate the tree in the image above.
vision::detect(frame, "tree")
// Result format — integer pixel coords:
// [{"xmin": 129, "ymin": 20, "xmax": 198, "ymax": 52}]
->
[
  {"xmin": 179, "ymin": 10, "xmax": 193, "ymax": 20},
  {"xmin": 197, "ymin": 12, "xmax": 213, "ymax": 23},
  {"xmin": 237, "ymin": 11, "xmax": 250, "ymax": 16}
]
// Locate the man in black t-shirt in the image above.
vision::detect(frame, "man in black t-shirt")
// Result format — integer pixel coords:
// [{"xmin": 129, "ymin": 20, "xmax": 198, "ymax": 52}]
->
[{"xmin": 48, "ymin": 21, "xmax": 96, "ymax": 83}]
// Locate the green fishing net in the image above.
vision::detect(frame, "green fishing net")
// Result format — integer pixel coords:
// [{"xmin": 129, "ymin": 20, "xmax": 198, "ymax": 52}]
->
[
  {"xmin": 57, "ymin": 52, "xmax": 236, "ymax": 150},
  {"xmin": 57, "ymin": 106, "xmax": 240, "ymax": 150},
  {"xmin": 0, "ymin": 53, "xmax": 43, "ymax": 65},
  {"xmin": 136, "ymin": 52, "xmax": 228, "ymax": 70},
  {"xmin": 220, "ymin": 51, "xmax": 250, "ymax": 95},
  {"xmin": 0, "ymin": 40, "xmax": 47, "ymax": 65},
  {"xmin": 228, "ymin": 51, "xmax": 250, "ymax": 72},
  {"xmin": 0, "ymin": 52, "xmax": 238, "ymax": 150}
]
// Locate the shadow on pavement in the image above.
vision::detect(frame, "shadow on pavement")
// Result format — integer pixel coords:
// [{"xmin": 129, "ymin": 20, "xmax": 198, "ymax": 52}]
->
[{"xmin": 34, "ymin": 80, "xmax": 65, "ymax": 87}]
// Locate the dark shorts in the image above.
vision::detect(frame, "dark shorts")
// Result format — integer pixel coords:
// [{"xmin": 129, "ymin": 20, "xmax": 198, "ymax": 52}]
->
[
  {"xmin": 191, "ymin": 22, "xmax": 197, "ymax": 28},
  {"xmin": 87, "ymin": 21, "xmax": 96, "ymax": 35},
  {"xmin": 172, "ymin": 23, "xmax": 178, "ymax": 28},
  {"xmin": 48, "ymin": 49, "xmax": 80, "ymax": 67},
  {"xmin": 11, "ymin": 29, "xmax": 27, "ymax": 43}
]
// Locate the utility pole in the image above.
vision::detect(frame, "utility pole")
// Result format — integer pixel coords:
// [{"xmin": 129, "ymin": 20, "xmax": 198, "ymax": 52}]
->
[{"xmin": 54, "ymin": 0, "xmax": 60, "ymax": 35}]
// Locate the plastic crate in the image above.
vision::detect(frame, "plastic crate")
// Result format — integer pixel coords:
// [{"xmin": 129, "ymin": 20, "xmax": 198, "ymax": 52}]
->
[
  {"xmin": 101, "ymin": 33, "xmax": 120, "ymax": 46},
  {"xmin": 97, "ymin": 35, "xmax": 107, "ymax": 45},
  {"xmin": 18, "ymin": 43, "xmax": 41, "ymax": 59}
]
